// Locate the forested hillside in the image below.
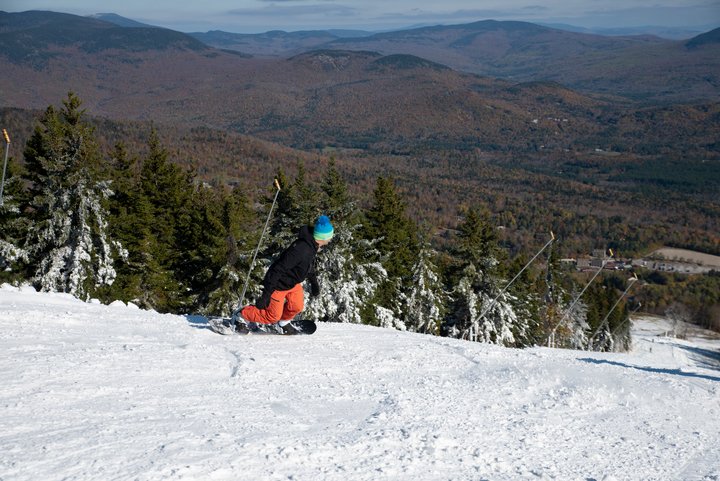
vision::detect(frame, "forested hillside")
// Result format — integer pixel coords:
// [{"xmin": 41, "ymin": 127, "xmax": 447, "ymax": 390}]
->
[{"xmin": 2, "ymin": 104, "xmax": 717, "ymax": 260}]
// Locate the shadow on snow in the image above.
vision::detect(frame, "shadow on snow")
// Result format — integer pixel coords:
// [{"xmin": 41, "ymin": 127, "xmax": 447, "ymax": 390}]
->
[{"xmin": 578, "ymin": 358, "xmax": 720, "ymax": 383}]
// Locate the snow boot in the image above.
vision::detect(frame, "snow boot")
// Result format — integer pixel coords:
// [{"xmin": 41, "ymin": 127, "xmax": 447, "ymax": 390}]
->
[
  {"xmin": 233, "ymin": 317, "xmax": 250, "ymax": 334},
  {"xmin": 233, "ymin": 311, "xmax": 260, "ymax": 334},
  {"xmin": 278, "ymin": 320, "xmax": 299, "ymax": 335}
]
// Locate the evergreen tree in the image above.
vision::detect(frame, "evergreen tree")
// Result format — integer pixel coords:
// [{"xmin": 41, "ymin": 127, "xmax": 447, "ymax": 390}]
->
[
  {"xmin": 306, "ymin": 162, "xmax": 385, "ymax": 325},
  {"xmin": 445, "ymin": 207, "xmax": 518, "ymax": 345},
  {"xmin": 361, "ymin": 176, "xmax": 419, "ymax": 325},
  {"xmin": 102, "ymin": 142, "xmax": 144, "ymax": 303},
  {"xmin": 267, "ymin": 169, "xmax": 300, "ymax": 253},
  {"xmin": 403, "ymin": 241, "xmax": 446, "ymax": 334},
  {"xmin": 179, "ymin": 185, "xmax": 228, "ymax": 311},
  {"xmin": 453, "ymin": 207, "xmax": 501, "ymax": 285},
  {"xmin": 135, "ymin": 128, "xmax": 191, "ymax": 311},
  {"xmin": 363, "ymin": 176, "xmax": 419, "ymax": 280},
  {"xmin": 536, "ymin": 243, "xmax": 574, "ymax": 346},
  {"xmin": 445, "ymin": 265, "xmax": 481, "ymax": 338},
  {"xmin": 290, "ymin": 161, "xmax": 319, "ymax": 225},
  {"xmin": 375, "ymin": 302, "xmax": 407, "ymax": 330},
  {"xmin": 320, "ymin": 158, "xmax": 350, "ymax": 218},
  {"xmin": 204, "ymin": 186, "xmax": 257, "ymax": 315},
  {"xmin": 547, "ymin": 282, "xmax": 590, "ymax": 349},
  {"xmin": 504, "ymin": 253, "xmax": 543, "ymax": 347},
  {"xmin": 567, "ymin": 297, "xmax": 591, "ymax": 349},
  {"xmin": 586, "ymin": 277, "xmax": 632, "ymax": 352},
  {"xmin": 305, "ymin": 222, "xmax": 386, "ymax": 324},
  {"xmin": 0, "ymin": 148, "xmax": 29, "ymax": 281},
  {"xmin": 22, "ymin": 93, "xmax": 121, "ymax": 299}
]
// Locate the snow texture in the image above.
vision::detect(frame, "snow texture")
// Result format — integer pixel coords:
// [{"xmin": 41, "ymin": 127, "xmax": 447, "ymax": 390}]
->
[{"xmin": 1, "ymin": 284, "xmax": 719, "ymax": 481}]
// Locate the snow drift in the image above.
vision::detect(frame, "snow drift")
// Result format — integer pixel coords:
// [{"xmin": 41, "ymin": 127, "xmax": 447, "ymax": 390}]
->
[{"xmin": 1, "ymin": 284, "xmax": 718, "ymax": 481}]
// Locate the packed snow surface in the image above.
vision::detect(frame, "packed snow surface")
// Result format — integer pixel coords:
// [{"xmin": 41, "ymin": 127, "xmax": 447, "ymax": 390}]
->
[{"xmin": 1, "ymin": 284, "xmax": 719, "ymax": 481}]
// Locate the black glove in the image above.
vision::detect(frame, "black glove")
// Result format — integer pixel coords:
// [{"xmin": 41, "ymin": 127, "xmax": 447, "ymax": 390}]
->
[
  {"xmin": 256, "ymin": 289, "xmax": 272, "ymax": 310},
  {"xmin": 310, "ymin": 278, "xmax": 320, "ymax": 297}
]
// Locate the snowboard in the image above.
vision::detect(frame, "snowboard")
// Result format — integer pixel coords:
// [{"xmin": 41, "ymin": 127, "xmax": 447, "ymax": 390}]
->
[{"xmin": 207, "ymin": 317, "xmax": 317, "ymax": 336}]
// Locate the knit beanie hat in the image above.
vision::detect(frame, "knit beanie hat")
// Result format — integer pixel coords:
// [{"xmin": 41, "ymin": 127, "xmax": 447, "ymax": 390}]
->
[{"xmin": 313, "ymin": 215, "xmax": 334, "ymax": 241}]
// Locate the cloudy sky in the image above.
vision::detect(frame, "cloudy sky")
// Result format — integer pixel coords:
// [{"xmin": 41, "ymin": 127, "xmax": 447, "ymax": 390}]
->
[{"xmin": 4, "ymin": 0, "xmax": 719, "ymax": 33}]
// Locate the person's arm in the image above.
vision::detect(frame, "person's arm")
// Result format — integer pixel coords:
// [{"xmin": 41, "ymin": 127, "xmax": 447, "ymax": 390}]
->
[{"xmin": 307, "ymin": 263, "xmax": 320, "ymax": 297}]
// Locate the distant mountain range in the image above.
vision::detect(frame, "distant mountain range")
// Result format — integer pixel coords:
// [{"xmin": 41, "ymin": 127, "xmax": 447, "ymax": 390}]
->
[
  {"xmin": 0, "ymin": 10, "xmax": 718, "ymax": 155},
  {"xmin": 191, "ymin": 20, "xmax": 720, "ymax": 103}
]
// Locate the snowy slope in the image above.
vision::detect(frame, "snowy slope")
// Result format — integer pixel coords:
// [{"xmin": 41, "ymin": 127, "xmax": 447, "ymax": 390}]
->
[{"xmin": 1, "ymin": 284, "xmax": 719, "ymax": 481}]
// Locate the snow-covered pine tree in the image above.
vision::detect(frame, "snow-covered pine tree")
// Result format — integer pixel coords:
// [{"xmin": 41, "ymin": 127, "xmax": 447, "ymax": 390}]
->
[
  {"xmin": 375, "ymin": 303, "xmax": 407, "ymax": 331},
  {"xmin": 545, "ymin": 279, "xmax": 590, "ymax": 349},
  {"xmin": 444, "ymin": 207, "xmax": 518, "ymax": 346},
  {"xmin": 566, "ymin": 298, "xmax": 590, "ymax": 349},
  {"xmin": 503, "ymin": 252, "xmax": 544, "ymax": 347},
  {"xmin": 22, "ymin": 93, "xmax": 122, "ymax": 299},
  {"xmin": 305, "ymin": 222, "xmax": 386, "ymax": 324},
  {"xmin": 446, "ymin": 263, "xmax": 518, "ymax": 345},
  {"xmin": 0, "ymin": 148, "xmax": 29, "ymax": 281},
  {"xmin": 402, "ymin": 241, "xmax": 445, "ymax": 334},
  {"xmin": 360, "ymin": 176, "xmax": 419, "ymax": 325},
  {"xmin": 305, "ymin": 161, "xmax": 386, "ymax": 324}
]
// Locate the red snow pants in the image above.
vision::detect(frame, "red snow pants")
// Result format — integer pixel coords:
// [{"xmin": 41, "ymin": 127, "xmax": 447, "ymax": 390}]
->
[{"xmin": 240, "ymin": 283, "xmax": 304, "ymax": 325}]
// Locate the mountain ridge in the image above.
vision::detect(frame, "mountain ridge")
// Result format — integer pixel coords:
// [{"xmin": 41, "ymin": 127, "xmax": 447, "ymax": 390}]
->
[
  {"xmin": 0, "ymin": 10, "xmax": 208, "ymax": 67},
  {"xmin": 190, "ymin": 19, "xmax": 720, "ymax": 103}
]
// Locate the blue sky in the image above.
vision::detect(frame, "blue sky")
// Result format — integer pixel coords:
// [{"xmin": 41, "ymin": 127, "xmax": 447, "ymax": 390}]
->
[{"xmin": 4, "ymin": 0, "xmax": 719, "ymax": 33}]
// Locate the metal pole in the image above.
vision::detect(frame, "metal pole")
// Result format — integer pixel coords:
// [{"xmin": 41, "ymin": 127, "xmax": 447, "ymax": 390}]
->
[
  {"xmin": 232, "ymin": 178, "xmax": 281, "ymax": 320},
  {"xmin": 547, "ymin": 249, "xmax": 613, "ymax": 347},
  {"xmin": 0, "ymin": 129, "xmax": 10, "ymax": 207},
  {"xmin": 587, "ymin": 274, "xmax": 638, "ymax": 350},
  {"xmin": 470, "ymin": 231, "xmax": 555, "ymax": 341}
]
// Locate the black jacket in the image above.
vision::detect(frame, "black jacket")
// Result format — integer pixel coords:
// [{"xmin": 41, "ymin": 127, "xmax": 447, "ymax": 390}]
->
[{"xmin": 262, "ymin": 225, "xmax": 319, "ymax": 293}]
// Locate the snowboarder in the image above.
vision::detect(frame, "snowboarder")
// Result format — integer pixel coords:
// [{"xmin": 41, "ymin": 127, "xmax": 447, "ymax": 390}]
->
[{"xmin": 234, "ymin": 215, "xmax": 334, "ymax": 334}]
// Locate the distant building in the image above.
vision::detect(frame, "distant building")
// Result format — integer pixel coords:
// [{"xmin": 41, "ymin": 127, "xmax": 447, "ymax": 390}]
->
[
  {"xmin": 577, "ymin": 258, "xmax": 592, "ymax": 270},
  {"xmin": 592, "ymin": 249, "xmax": 607, "ymax": 259}
]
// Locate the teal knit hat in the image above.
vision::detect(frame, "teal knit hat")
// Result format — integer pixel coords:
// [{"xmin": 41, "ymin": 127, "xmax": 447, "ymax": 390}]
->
[{"xmin": 313, "ymin": 215, "xmax": 334, "ymax": 241}]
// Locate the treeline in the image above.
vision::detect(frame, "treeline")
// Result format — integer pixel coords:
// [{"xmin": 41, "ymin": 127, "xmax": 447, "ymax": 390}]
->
[
  {"xmin": 1, "ymin": 93, "xmax": 642, "ymax": 350},
  {"xmin": 634, "ymin": 269, "xmax": 720, "ymax": 333}
]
